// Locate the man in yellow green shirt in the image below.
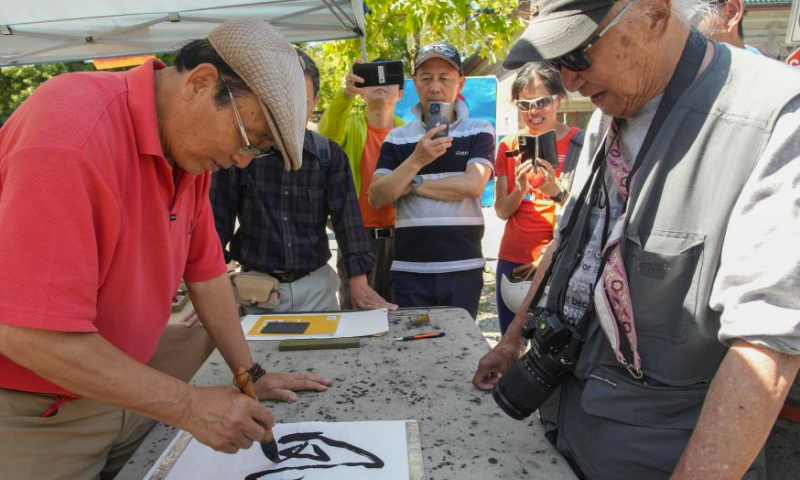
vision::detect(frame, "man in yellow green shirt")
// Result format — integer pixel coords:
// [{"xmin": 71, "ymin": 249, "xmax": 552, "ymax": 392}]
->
[{"xmin": 318, "ymin": 60, "xmax": 405, "ymax": 308}]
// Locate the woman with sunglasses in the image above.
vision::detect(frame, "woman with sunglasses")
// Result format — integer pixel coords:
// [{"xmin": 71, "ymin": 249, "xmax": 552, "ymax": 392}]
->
[{"xmin": 493, "ymin": 62, "xmax": 584, "ymax": 335}]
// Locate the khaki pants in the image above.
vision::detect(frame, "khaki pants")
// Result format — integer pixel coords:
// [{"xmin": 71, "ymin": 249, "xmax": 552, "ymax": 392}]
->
[
  {"xmin": 0, "ymin": 303, "xmax": 216, "ymax": 480},
  {"xmin": 244, "ymin": 264, "xmax": 340, "ymax": 314}
]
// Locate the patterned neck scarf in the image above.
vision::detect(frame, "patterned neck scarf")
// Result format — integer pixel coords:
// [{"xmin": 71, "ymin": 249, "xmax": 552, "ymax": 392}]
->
[{"xmin": 592, "ymin": 119, "xmax": 643, "ymax": 377}]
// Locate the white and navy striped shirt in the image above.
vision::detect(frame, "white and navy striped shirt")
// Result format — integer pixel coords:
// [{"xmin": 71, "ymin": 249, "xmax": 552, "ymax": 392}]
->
[{"xmin": 375, "ymin": 99, "xmax": 495, "ymax": 273}]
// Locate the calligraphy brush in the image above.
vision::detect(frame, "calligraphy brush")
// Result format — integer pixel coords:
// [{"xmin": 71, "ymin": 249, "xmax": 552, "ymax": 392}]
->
[{"xmin": 234, "ymin": 367, "xmax": 281, "ymax": 463}]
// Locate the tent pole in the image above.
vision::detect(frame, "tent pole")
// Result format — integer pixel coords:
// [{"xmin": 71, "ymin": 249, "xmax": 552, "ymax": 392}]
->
[{"xmin": 360, "ymin": 35, "xmax": 367, "ymax": 61}]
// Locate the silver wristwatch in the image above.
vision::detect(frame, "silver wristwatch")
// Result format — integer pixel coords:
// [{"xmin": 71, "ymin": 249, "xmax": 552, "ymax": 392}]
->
[{"xmin": 411, "ymin": 175, "xmax": 424, "ymax": 195}]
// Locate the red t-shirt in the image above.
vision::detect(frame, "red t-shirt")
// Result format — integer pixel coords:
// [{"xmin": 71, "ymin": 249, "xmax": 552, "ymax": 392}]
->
[
  {"xmin": 495, "ymin": 126, "xmax": 578, "ymax": 263},
  {"xmin": 358, "ymin": 124, "xmax": 395, "ymax": 229},
  {"xmin": 0, "ymin": 60, "xmax": 226, "ymax": 395}
]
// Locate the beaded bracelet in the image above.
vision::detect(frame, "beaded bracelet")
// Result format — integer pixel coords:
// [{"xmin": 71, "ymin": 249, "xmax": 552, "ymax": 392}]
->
[{"xmin": 247, "ymin": 362, "xmax": 266, "ymax": 383}]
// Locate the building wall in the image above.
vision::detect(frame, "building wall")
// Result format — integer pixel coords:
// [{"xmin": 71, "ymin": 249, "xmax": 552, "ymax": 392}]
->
[{"xmin": 743, "ymin": 6, "xmax": 795, "ymax": 58}]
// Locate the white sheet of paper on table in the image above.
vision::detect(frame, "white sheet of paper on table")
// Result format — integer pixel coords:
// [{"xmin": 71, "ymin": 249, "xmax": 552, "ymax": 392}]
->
[
  {"xmin": 241, "ymin": 308, "xmax": 389, "ymax": 341},
  {"xmin": 145, "ymin": 420, "xmax": 410, "ymax": 480}
]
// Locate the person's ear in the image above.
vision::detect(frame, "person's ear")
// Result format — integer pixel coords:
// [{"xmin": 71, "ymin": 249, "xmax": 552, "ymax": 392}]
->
[
  {"xmin": 457, "ymin": 75, "xmax": 466, "ymax": 94},
  {"xmin": 182, "ymin": 63, "xmax": 219, "ymax": 102},
  {"xmin": 723, "ymin": 0, "xmax": 745, "ymax": 34},
  {"xmin": 640, "ymin": 0, "xmax": 670, "ymax": 39}
]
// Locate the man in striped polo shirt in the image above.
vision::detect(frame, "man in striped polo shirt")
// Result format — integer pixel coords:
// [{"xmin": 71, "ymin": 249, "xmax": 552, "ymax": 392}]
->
[{"xmin": 369, "ymin": 42, "xmax": 496, "ymax": 318}]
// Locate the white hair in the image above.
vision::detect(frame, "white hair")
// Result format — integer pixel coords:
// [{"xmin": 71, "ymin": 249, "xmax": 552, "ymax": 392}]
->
[{"xmin": 680, "ymin": 0, "xmax": 728, "ymax": 35}]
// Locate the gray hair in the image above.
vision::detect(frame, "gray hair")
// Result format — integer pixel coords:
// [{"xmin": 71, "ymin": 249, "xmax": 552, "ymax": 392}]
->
[{"xmin": 683, "ymin": 0, "xmax": 744, "ymax": 40}]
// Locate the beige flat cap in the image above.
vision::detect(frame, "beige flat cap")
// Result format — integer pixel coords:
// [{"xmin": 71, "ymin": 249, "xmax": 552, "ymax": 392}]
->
[{"xmin": 208, "ymin": 18, "xmax": 306, "ymax": 170}]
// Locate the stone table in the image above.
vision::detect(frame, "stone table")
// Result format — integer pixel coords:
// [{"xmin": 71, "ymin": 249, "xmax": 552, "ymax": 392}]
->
[{"xmin": 116, "ymin": 307, "xmax": 577, "ymax": 480}]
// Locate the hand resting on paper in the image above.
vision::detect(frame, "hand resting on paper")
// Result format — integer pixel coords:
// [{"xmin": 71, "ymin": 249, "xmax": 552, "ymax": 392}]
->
[{"xmin": 255, "ymin": 372, "xmax": 333, "ymax": 402}]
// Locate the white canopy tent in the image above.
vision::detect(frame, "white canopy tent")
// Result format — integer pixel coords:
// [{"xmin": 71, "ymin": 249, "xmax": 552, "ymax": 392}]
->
[{"xmin": 0, "ymin": 0, "xmax": 366, "ymax": 67}]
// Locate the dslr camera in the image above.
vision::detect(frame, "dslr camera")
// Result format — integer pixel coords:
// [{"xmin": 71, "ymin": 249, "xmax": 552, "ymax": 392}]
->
[{"xmin": 492, "ymin": 307, "xmax": 582, "ymax": 420}]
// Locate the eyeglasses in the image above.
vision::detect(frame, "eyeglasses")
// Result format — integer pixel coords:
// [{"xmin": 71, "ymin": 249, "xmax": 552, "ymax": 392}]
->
[
  {"xmin": 515, "ymin": 95, "xmax": 557, "ymax": 112},
  {"xmin": 543, "ymin": 1, "xmax": 637, "ymax": 72},
  {"xmin": 220, "ymin": 77, "xmax": 272, "ymax": 159}
]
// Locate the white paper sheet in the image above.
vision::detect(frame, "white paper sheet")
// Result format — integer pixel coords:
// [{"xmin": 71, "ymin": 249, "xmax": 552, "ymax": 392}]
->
[
  {"xmin": 145, "ymin": 420, "xmax": 411, "ymax": 480},
  {"xmin": 241, "ymin": 308, "xmax": 389, "ymax": 341}
]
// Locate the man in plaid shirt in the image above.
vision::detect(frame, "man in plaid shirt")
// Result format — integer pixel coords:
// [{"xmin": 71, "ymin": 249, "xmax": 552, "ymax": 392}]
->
[{"xmin": 211, "ymin": 51, "xmax": 396, "ymax": 312}]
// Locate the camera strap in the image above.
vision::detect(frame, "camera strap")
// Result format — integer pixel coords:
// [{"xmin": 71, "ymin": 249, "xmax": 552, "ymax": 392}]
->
[{"xmin": 526, "ymin": 126, "xmax": 610, "ymax": 312}]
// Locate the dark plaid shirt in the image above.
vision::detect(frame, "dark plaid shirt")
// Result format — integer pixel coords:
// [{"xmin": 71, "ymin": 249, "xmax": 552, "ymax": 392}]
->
[{"xmin": 211, "ymin": 130, "xmax": 373, "ymax": 278}]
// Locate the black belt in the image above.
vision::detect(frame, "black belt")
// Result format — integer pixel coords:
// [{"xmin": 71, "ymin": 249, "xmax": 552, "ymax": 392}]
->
[
  {"xmin": 369, "ymin": 227, "xmax": 394, "ymax": 239},
  {"xmin": 268, "ymin": 270, "xmax": 310, "ymax": 283},
  {"xmin": 242, "ymin": 266, "xmax": 310, "ymax": 283}
]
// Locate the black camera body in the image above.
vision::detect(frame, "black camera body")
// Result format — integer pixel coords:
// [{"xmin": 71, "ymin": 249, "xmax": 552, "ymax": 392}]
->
[
  {"xmin": 492, "ymin": 307, "xmax": 581, "ymax": 420},
  {"xmin": 353, "ymin": 60, "xmax": 405, "ymax": 88}
]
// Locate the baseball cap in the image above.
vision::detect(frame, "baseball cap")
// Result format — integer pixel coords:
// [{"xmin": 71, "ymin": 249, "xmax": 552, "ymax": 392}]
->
[
  {"xmin": 414, "ymin": 42, "xmax": 464, "ymax": 75},
  {"xmin": 208, "ymin": 18, "xmax": 306, "ymax": 171},
  {"xmin": 504, "ymin": 0, "xmax": 616, "ymax": 70}
]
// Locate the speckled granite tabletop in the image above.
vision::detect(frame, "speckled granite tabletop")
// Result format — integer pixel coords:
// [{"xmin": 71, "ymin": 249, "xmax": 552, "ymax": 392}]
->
[{"xmin": 116, "ymin": 307, "xmax": 577, "ymax": 480}]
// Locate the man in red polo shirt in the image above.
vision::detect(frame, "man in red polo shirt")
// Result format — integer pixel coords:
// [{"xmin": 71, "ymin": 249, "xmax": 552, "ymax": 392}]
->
[{"xmin": 0, "ymin": 19, "xmax": 330, "ymax": 480}]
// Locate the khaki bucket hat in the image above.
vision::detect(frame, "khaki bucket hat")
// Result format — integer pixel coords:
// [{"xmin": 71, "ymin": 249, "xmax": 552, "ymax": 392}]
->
[{"xmin": 208, "ymin": 18, "xmax": 306, "ymax": 170}]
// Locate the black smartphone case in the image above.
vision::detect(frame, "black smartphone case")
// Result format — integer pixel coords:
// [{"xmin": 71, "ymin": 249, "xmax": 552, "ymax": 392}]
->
[
  {"xmin": 536, "ymin": 130, "xmax": 559, "ymax": 168},
  {"xmin": 353, "ymin": 60, "xmax": 405, "ymax": 87}
]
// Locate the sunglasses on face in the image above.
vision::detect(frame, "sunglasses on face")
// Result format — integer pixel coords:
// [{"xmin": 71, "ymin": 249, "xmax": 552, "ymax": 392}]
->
[
  {"xmin": 543, "ymin": 0, "xmax": 637, "ymax": 72},
  {"xmin": 515, "ymin": 95, "xmax": 557, "ymax": 112},
  {"xmin": 220, "ymin": 76, "xmax": 272, "ymax": 159}
]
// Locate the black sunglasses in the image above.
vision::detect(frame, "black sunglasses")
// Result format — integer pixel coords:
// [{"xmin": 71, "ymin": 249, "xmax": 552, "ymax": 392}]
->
[{"xmin": 543, "ymin": 1, "xmax": 636, "ymax": 72}]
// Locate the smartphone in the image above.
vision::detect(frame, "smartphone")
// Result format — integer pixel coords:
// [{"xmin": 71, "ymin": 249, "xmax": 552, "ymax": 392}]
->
[
  {"xmin": 518, "ymin": 130, "xmax": 559, "ymax": 168},
  {"xmin": 536, "ymin": 130, "xmax": 559, "ymax": 168},
  {"xmin": 425, "ymin": 102, "xmax": 453, "ymax": 139},
  {"xmin": 353, "ymin": 60, "xmax": 405, "ymax": 88}
]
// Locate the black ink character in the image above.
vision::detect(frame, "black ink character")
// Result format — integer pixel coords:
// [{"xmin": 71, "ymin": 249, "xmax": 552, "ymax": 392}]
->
[{"xmin": 245, "ymin": 431, "xmax": 385, "ymax": 480}]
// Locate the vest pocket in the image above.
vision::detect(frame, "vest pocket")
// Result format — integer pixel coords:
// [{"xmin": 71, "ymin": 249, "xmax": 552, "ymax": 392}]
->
[
  {"xmin": 582, "ymin": 365, "xmax": 709, "ymax": 429},
  {"xmin": 625, "ymin": 230, "xmax": 704, "ymax": 344},
  {"xmin": 568, "ymin": 365, "xmax": 709, "ymax": 478}
]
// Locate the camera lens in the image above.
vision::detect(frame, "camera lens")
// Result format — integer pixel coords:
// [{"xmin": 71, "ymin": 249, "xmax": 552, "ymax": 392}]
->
[
  {"xmin": 430, "ymin": 103, "xmax": 440, "ymax": 114},
  {"xmin": 492, "ymin": 346, "xmax": 570, "ymax": 420}
]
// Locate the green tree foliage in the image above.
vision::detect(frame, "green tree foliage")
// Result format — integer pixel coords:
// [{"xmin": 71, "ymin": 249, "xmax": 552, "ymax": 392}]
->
[
  {"xmin": 0, "ymin": 1, "xmax": 522, "ymax": 123},
  {"xmin": 303, "ymin": 0, "xmax": 523, "ymax": 112},
  {"xmin": 0, "ymin": 62, "xmax": 94, "ymax": 123},
  {"xmin": 0, "ymin": 53, "xmax": 175, "ymax": 124}
]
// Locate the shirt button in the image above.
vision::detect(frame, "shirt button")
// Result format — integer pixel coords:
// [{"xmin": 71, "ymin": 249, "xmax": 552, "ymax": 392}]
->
[
  {"xmin": 287, "ymin": 243, "xmax": 292, "ymax": 247},
  {"xmin": 284, "ymin": 190, "xmax": 289, "ymax": 195},
  {"xmin": 283, "ymin": 216, "xmax": 288, "ymax": 221}
]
